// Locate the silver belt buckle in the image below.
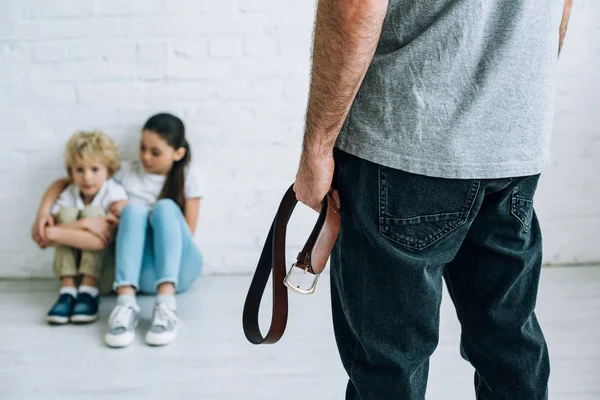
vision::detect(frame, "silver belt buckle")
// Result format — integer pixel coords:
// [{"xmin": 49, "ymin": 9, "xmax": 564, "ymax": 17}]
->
[{"xmin": 283, "ymin": 262, "xmax": 320, "ymax": 295}]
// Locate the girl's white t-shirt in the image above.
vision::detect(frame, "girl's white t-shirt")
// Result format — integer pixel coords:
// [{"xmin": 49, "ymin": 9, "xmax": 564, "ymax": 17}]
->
[
  {"xmin": 113, "ymin": 160, "xmax": 203, "ymax": 208},
  {"xmin": 50, "ymin": 178, "xmax": 128, "ymax": 215}
]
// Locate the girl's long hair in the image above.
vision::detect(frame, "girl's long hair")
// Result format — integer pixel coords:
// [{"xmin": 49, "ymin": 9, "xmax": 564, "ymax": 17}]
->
[{"xmin": 143, "ymin": 113, "xmax": 190, "ymax": 211}]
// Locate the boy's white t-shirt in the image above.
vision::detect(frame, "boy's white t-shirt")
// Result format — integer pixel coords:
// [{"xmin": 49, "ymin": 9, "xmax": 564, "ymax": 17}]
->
[
  {"xmin": 113, "ymin": 160, "xmax": 203, "ymax": 208},
  {"xmin": 50, "ymin": 178, "xmax": 128, "ymax": 215}
]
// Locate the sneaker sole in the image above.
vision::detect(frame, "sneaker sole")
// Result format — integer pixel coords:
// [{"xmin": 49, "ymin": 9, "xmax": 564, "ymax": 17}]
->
[
  {"xmin": 145, "ymin": 329, "xmax": 178, "ymax": 346},
  {"xmin": 47, "ymin": 315, "xmax": 69, "ymax": 325},
  {"xmin": 105, "ymin": 332, "xmax": 135, "ymax": 348},
  {"xmin": 105, "ymin": 320, "xmax": 139, "ymax": 348},
  {"xmin": 70, "ymin": 314, "xmax": 98, "ymax": 324}
]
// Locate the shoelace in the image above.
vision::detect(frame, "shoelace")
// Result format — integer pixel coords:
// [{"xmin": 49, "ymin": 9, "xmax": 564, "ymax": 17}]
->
[
  {"xmin": 152, "ymin": 302, "xmax": 177, "ymax": 328},
  {"xmin": 108, "ymin": 305, "xmax": 134, "ymax": 329}
]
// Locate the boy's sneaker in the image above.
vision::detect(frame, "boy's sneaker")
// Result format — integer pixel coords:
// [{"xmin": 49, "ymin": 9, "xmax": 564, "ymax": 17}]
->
[
  {"xmin": 145, "ymin": 302, "xmax": 179, "ymax": 346},
  {"xmin": 47, "ymin": 293, "xmax": 76, "ymax": 325},
  {"xmin": 70, "ymin": 293, "xmax": 100, "ymax": 323},
  {"xmin": 105, "ymin": 303, "xmax": 140, "ymax": 348}
]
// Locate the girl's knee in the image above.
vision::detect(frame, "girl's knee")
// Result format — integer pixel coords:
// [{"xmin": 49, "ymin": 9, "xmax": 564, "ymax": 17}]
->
[
  {"xmin": 121, "ymin": 202, "xmax": 149, "ymax": 220},
  {"xmin": 152, "ymin": 199, "xmax": 180, "ymax": 215}
]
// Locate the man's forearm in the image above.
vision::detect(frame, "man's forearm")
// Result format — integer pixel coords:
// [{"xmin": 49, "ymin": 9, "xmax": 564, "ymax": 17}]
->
[
  {"xmin": 559, "ymin": 0, "xmax": 574, "ymax": 55},
  {"xmin": 303, "ymin": 0, "xmax": 388, "ymax": 155}
]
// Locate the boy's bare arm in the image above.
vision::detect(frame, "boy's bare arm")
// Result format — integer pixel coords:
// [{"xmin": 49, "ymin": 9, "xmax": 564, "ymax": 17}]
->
[
  {"xmin": 55, "ymin": 219, "xmax": 88, "ymax": 230},
  {"xmin": 45, "ymin": 225, "xmax": 111, "ymax": 251},
  {"xmin": 32, "ymin": 178, "xmax": 71, "ymax": 248},
  {"xmin": 51, "ymin": 215, "xmax": 117, "ymax": 246}
]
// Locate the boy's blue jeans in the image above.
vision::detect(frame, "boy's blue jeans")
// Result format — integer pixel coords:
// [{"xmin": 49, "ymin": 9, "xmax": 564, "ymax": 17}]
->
[
  {"xmin": 114, "ymin": 199, "xmax": 203, "ymax": 294},
  {"xmin": 331, "ymin": 149, "xmax": 549, "ymax": 399}
]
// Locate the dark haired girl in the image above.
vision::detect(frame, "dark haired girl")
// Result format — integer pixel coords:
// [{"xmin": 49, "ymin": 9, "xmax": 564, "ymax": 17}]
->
[{"xmin": 105, "ymin": 112, "xmax": 204, "ymax": 348}]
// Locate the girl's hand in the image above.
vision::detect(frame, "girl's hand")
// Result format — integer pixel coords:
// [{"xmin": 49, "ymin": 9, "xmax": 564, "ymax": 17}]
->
[
  {"xmin": 32, "ymin": 213, "xmax": 55, "ymax": 249},
  {"xmin": 109, "ymin": 200, "xmax": 129, "ymax": 218},
  {"xmin": 83, "ymin": 217, "xmax": 116, "ymax": 244}
]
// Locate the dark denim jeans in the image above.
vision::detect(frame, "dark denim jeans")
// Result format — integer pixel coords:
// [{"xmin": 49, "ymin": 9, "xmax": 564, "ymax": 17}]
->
[{"xmin": 330, "ymin": 149, "xmax": 549, "ymax": 399}]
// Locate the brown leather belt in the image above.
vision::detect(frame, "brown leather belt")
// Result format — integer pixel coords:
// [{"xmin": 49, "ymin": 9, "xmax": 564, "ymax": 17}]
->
[{"xmin": 242, "ymin": 184, "xmax": 341, "ymax": 345}]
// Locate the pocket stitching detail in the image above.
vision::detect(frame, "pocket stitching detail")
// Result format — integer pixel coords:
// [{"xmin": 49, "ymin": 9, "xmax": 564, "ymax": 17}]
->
[
  {"xmin": 378, "ymin": 171, "xmax": 480, "ymax": 251},
  {"xmin": 511, "ymin": 188, "xmax": 533, "ymax": 233}
]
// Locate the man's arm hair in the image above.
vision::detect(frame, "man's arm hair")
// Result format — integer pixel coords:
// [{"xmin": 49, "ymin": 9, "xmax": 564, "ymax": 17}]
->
[
  {"xmin": 303, "ymin": 0, "xmax": 389, "ymax": 156},
  {"xmin": 559, "ymin": 0, "xmax": 574, "ymax": 55}
]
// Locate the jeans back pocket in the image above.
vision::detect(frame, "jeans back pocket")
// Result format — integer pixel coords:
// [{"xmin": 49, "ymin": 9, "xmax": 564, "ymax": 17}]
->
[
  {"xmin": 379, "ymin": 166, "xmax": 480, "ymax": 250},
  {"xmin": 511, "ymin": 187, "xmax": 535, "ymax": 233}
]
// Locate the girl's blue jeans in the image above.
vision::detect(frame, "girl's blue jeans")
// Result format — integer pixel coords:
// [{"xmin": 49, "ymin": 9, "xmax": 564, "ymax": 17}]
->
[{"xmin": 113, "ymin": 199, "xmax": 203, "ymax": 294}]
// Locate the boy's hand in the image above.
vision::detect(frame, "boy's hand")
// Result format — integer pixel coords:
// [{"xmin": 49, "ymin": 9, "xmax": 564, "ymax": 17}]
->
[
  {"xmin": 83, "ymin": 217, "xmax": 116, "ymax": 244},
  {"xmin": 106, "ymin": 212, "xmax": 119, "ymax": 225},
  {"xmin": 32, "ymin": 213, "xmax": 55, "ymax": 249},
  {"xmin": 109, "ymin": 200, "xmax": 129, "ymax": 218}
]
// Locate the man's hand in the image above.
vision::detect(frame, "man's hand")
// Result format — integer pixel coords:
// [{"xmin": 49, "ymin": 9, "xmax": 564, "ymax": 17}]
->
[
  {"xmin": 294, "ymin": 150, "xmax": 336, "ymax": 212},
  {"xmin": 109, "ymin": 200, "xmax": 129, "ymax": 218},
  {"xmin": 32, "ymin": 213, "xmax": 54, "ymax": 249},
  {"xmin": 294, "ymin": 0, "xmax": 386, "ymax": 211}
]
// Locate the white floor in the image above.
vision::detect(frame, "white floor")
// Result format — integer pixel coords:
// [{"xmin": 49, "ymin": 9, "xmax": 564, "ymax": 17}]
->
[{"xmin": 0, "ymin": 267, "xmax": 599, "ymax": 400}]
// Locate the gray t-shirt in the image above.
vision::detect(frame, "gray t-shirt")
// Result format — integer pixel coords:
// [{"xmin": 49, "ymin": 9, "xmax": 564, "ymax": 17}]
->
[{"xmin": 336, "ymin": 0, "xmax": 565, "ymax": 179}]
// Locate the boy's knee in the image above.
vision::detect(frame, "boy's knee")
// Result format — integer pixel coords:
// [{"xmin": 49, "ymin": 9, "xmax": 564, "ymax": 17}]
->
[
  {"xmin": 55, "ymin": 207, "xmax": 79, "ymax": 224},
  {"xmin": 81, "ymin": 205, "xmax": 105, "ymax": 219}
]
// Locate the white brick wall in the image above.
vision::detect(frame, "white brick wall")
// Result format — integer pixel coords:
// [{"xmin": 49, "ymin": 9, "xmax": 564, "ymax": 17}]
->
[
  {"xmin": 0, "ymin": 1, "xmax": 598, "ymax": 278},
  {"xmin": 536, "ymin": 0, "xmax": 600, "ymax": 265}
]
